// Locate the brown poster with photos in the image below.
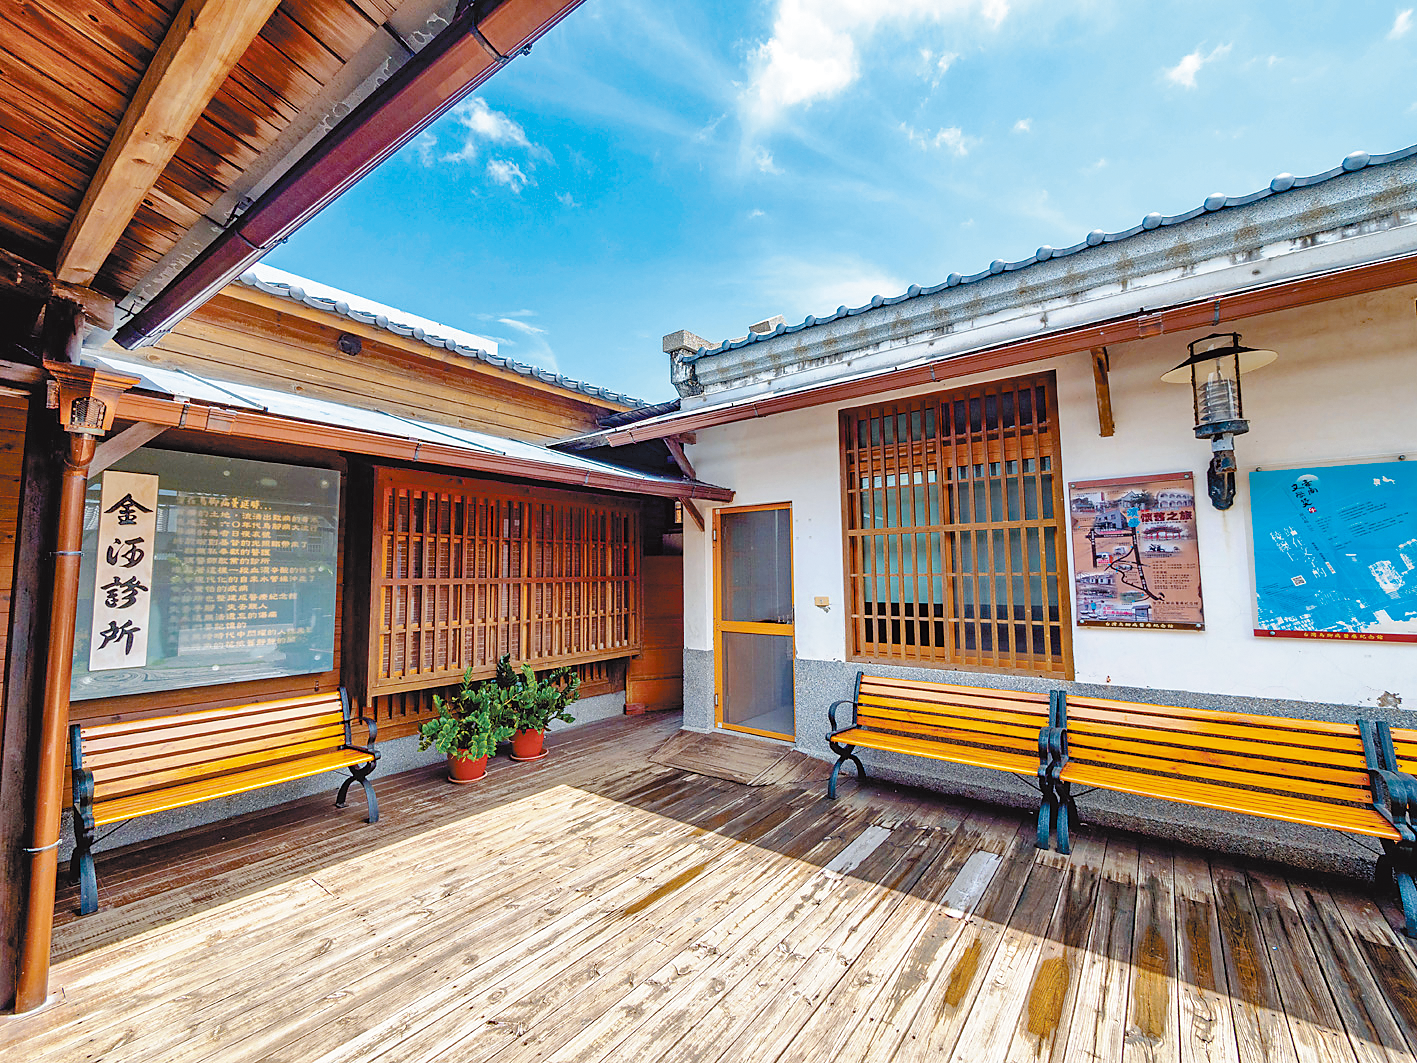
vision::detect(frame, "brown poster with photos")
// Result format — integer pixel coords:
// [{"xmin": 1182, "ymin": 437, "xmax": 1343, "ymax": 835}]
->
[{"xmin": 1068, "ymin": 471, "xmax": 1204, "ymax": 630}]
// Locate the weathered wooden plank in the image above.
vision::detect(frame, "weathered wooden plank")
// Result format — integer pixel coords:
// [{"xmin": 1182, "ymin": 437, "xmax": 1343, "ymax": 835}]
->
[
  {"xmin": 1286, "ymin": 878, "xmax": 1414, "ymax": 1063},
  {"xmin": 1123, "ymin": 845, "xmax": 1181, "ymax": 1063},
  {"xmin": 1172, "ymin": 850, "xmax": 1240, "ymax": 1063},
  {"xmin": 1063, "ymin": 835, "xmax": 1140, "ymax": 1063},
  {"xmin": 889, "ymin": 820, "xmax": 1040, "ymax": 1063},
  {"xmin": 1210, "ymin": 862, "xmax": 1300, "ymax": 1063},
  {"xmin": 31, "ymin": 767, "xmax": 738, "ymax": 1057},
  {"xmin": 1245, "ymin": 867, "xmax": 1357, "ymax": 1063},
  {"xmin": 366, "ymin": 794, "xmax": 872, "ymax": 1063},
  {"xmin": 1327, "ymin": 887, "xmax": 1417, "ymax": 1056},
  {"xmin": 1003, "ymin": 832, "xmax": 1108, "ymax": 1063},
  {"xmin": 548, "ymin": 797, "xmax": 936, "ymax": 1063},
  {"xmin": 768, "ymin": 808, "xmax": 997, "ymax": 1063}
]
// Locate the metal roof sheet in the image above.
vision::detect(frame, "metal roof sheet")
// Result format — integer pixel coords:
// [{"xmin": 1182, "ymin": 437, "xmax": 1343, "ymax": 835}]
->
[
  {"xmin": 82, "ymin": 351, "xmax": 691, "ymax": 490},
  {"xmin": 236, "ymin": 264, "xmax": 650, "ymax": 409}
]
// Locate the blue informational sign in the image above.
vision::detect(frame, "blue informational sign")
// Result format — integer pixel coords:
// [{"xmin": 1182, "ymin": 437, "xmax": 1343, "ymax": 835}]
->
[{"xmin": 1250, "ymin": 460, "xmax": 1417, "ymax": 643}]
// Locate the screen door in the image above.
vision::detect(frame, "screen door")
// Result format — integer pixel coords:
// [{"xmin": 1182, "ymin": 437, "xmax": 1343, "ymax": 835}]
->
[{"xmin": 714, "ymin": 504, "xmax": 795, "ymax": 740}]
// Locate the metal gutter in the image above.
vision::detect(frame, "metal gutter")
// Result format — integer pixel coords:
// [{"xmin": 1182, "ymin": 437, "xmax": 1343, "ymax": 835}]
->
[
  {"xmin": 608, "ymin": 250, "xmax": 1417, "ymax": 445},
  {"xmin": 115, "ymin": 0, "xmax": 587, "ymax": 349},
  {"xmin": 113, "ymin": 391, "xmax": 735, "ymax": 501}
]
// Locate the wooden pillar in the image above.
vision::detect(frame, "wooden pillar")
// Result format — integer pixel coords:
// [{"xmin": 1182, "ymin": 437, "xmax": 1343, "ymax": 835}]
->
[
  {"xmin": 12, "ymin": 359, "xmax": 136, "ymax": 1013},
  {"xmin": 0, "ymin": 389, "xmax": 59, "ymax": 1011}
]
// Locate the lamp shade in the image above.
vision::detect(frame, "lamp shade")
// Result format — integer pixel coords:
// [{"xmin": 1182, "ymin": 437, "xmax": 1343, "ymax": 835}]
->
[{"xmin": 1160, "ymin": 333, "xmax": 1278, "ymax": 383}]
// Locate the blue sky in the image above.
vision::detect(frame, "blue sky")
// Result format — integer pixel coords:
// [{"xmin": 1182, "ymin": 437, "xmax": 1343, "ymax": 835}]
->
[{"xmin": 267, "ymin": 1, "xmax": 1417, "ymax": 403}]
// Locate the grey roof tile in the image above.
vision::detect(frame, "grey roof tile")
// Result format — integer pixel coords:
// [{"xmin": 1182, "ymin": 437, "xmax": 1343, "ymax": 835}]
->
[{"xmin": 683, "ymin": 142, "xmax": 1417, "ymax": 363}]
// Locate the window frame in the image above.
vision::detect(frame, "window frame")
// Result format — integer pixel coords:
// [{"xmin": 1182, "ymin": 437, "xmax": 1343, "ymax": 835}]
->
[
  {"xmin": 365, "ymin": 467, "xmax": 643, "ymax": 696},
  {"xmin": 837, "ymin": 371, "xmax": 1074, "ymax": 679}
]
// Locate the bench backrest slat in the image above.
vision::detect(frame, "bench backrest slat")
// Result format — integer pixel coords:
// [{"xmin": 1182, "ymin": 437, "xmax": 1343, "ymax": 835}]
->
[
  {"xmin": 82, "ymin": 710, "xmax": 347, "ymax": 772},
  {"xmin": 93, "ymin": 735, "xmax": 352, "ymax": 803},
  {"xmin": 1062, "ymin": 701, "xmax": 1370, "ymax": 763},
  {"xmin": 1393, "ymin": 727, "xmax": 1417, "ymax": 775},
  {"xmin": 847, "ymin": 676, "xmax": 1050, "ymax": 758},
  {"xmin": 1064, "ymin": 695, "xmax": 1373, "ymax": 810},
  {"xmin": 78, "ymin": 697, "xmax": 345, "ymax": 756},
  {"xmin": 76, "ymin": 693, "xmax": 350, "ymax": 806},
  {"xmin": 854, "ymin": 712, "xmax": 1043, "ymax": 753}
]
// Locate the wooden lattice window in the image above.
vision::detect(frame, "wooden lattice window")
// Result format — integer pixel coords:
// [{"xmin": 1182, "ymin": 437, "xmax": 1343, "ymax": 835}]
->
[
  {"xmin": 368, "ymin": 469, "xmax": 641, "ymax": 695},
  {"xmin": 840, "ymin": 372, "xmax": 1073, "ymax": 677}
]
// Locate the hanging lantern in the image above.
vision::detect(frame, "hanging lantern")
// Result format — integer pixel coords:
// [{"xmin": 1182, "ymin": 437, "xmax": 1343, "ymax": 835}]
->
[{"xmin": 1161, "ymin": 333, "xmax": 1277, "ymax": 510}]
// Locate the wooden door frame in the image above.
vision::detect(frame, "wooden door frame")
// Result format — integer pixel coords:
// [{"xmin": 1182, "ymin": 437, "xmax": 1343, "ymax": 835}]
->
[{"xmin": 712, "ymin": 501, "xmax": 796, "ymax": 741}]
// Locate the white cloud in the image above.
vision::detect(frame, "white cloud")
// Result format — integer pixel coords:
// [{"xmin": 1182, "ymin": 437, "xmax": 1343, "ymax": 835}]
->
[
  {"xmin": 741, "ymin": 0, "xmax": 1010, "ymax": 130},
  {"xmin": 486, "ymin": 159, "xmax": 529, "ymax": 193},
  {"xmin": 749, "ymin": 209, "xmax": 766, "ymax": 218},
  {"xmin": 752, "ymin": 253, "xmax": 908, "ymax": 318},
  {"xmin": 901, "ymin": 123, "xmax": 976, "ymax": 155},
  {"xmin": 753, "ymin": 147, "xmax": 783, "ymax": 173},
  {"xmin": 1085, "ymin": 157, "xmax": 1107, "ymax": 172},
  {"xmin": 492, "ymin": 314, "xmax": 558, "ymax": 372},
  {"xmin": 1390, "ymin": 9, "xmax": 1413, "ymax": 38},
  {"xmin": 556, "ymin": 191, "xmax": 581, "ymax": 208},
  {"xmin": 1013, "ymin": 117, "xmax": 1032, "ymax": 133},
  {"xmin": 1165, "ymin": 43, "xmax": 1231, "ymax": 88},
  {"xmin": 448, "ymin": 97, "xmax": 540, "ymax": 159},
  {"xmin": 920, "ymin": 47, "xmax": 960, "ymax": 85},
  {"xmin": 411, "ymin": 131, "xmax": 437, "ymax": 166}
]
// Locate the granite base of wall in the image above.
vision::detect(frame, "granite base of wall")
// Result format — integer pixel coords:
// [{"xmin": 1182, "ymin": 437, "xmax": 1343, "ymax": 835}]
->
[
  {"xmin": 794, "ymin": 657, "xmax": 1408, "ymax": 883},
  {"xmin": 63, "ymin": 689, "xmax": 626, "ymax": 863},
  {"xmin": 683, "ymin": 647, "xmax": 714, "ymax": 732}
]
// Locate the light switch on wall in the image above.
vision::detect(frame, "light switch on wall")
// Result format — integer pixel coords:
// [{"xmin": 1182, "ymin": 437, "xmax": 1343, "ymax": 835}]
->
[{"xmin": 813, "ymin": 596, "xmax": 830, "ymax": 610}]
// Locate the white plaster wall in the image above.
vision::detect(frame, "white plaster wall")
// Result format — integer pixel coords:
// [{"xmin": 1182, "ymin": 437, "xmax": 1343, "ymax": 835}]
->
[{"xmin": 683, "ymin": 285, "xmax": 1417, "ymax": 709}]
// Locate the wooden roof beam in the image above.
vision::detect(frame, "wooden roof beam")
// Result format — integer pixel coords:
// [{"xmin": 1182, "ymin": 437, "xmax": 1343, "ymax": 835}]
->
[
  {"xmin": 55, "ymin": 0, "xmax": 281, "ymax": 287},
  {"xmin": 0, "ymin": 247, "xmax": 115, "ymax": 331}
]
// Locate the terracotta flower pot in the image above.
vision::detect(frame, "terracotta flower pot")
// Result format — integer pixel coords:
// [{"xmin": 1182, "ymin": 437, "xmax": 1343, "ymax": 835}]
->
[
  {"xmin": 447, "ymin": 752, "xmax": 488, "ymax": 783},
  {"xmin": 510, "ymin": 728, "xmax": 546, "ymax": 761}
]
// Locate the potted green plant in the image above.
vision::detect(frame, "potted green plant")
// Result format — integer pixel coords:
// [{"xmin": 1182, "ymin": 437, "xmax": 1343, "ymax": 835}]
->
[
  {"xmin": 418, "ymin": 669, "xmax": 514, "ymax": 783},
  {"xmin": 497, "ymin": 655, "xmax": 580, "ymax": 761}
]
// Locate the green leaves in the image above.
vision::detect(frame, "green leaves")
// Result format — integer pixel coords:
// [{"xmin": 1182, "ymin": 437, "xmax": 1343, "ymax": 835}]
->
[{"xmin": 416, "ymin": 656, "xmax": 582, "ymax": 756}]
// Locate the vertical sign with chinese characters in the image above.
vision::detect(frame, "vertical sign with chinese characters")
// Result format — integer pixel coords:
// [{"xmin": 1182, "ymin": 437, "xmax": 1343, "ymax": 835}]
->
[{"xmin": 89, "ymin": 471, "xmax": 159, "ymax": 670}]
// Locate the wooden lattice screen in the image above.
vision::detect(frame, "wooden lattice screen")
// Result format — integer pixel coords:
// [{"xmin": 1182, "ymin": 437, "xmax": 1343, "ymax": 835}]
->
[
  {"xmin": 839, "ymin": 371, "xmax": 1073, "ymax": 677},
  {"xmin": 368, "ymin": 469, "xmax": 641, "ymax": 695}
]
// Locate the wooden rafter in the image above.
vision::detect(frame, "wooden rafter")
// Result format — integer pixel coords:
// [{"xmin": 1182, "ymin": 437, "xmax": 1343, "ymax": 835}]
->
[
  {"xmin": 664, "ymin": 437, "xmax": 705, "ymax": 530},
  {"xmin": 55, "ymin": 0, "xmax": 281, "ymax": 287}
]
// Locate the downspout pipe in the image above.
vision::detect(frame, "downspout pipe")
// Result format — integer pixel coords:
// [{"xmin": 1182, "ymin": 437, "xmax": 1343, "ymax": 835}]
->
[{"xmin": 115, "ymin": 0, "xmax": 586, "ymax": 349}]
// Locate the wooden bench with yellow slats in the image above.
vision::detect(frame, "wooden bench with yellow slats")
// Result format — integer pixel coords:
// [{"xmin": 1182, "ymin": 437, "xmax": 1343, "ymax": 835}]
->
[
  {"xmin": 1045, "ymin": 693, "xmax": 1417, "ymax": 937},
  {"xmin": 69, "ymin": 689, "xmax": 378, "ymax": 915},
  {"xmin": 825, "ymin": 673, "xmax": 1064, "ymax": 848}
]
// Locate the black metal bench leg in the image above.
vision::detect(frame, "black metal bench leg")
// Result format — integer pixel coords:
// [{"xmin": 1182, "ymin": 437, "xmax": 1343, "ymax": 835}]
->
[
  {"xmin": 336, "ymin": 766, "xmax": 379, "ymax": 824},
  {"xmin": 70, "ymin": 796, "xmax": 99, "ymax": 915},
  {"xmin": 1382, "ymin": 841, "xmax": 1417, "ymax": 939},
  {"xmin": 826, "ymin": 747, "xmax": 864, "ymax": 800},
  {"xmin": 1035, "ymin": 791, "xmax": 1054, "ymax": 851},
  {"xmin": 1054, "ymin": 782, "xmax": 1077, "ymax": 856},
  {"xmin": 76, "ymin": 848, "xmax": 98, "ymax": 916}
]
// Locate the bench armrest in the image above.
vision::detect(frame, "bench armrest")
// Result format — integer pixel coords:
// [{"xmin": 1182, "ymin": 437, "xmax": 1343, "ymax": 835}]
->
[
  {"xmin": 827, "ymin": 699, "xmax": 856, "ymax": 733},
  {"xmin": 1371, "ymin": 768, "xmax": 1416, "ymax": 822},
  {"xmin": 357, "ymin": 711, "xmax": 379, "ymax": 746}
]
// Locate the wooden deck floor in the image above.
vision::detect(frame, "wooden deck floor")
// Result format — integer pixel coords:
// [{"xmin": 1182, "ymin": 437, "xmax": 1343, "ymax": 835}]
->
[{"xmin": 8, "ymin": 711, "xmax": 1417, "ymax": 1063}]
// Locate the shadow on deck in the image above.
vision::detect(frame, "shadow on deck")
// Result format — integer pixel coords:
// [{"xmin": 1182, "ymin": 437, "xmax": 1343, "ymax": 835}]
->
[{"xmin": 9, "ymin": 711, "xmax": 1417, "ymax": 1063}]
